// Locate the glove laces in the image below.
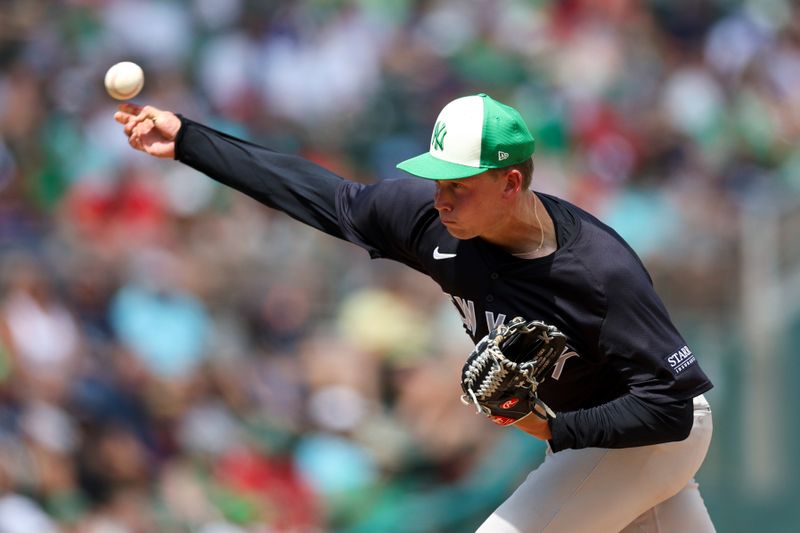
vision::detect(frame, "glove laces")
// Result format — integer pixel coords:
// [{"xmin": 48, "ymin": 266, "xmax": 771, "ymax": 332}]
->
[{"xmin": 461, "ymin": 343, "xmax": 517, "ymax": 414}]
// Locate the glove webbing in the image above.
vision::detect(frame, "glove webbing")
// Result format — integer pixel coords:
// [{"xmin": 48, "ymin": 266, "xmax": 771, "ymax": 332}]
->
[{"xmin": 461, "ymin": 343, "xmax": 519, "ymax": 414}]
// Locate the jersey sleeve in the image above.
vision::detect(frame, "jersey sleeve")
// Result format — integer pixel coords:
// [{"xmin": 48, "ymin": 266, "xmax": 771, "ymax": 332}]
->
[
  {"xmin": 175, "ymin": 117, "xmax": 437, "ymax": 272},
  {"xmin": 336, "ymin": 178, "xmax": 438, "ymax": 271},
  {"xmin": 548, "ymin": 395, "xmax": 694, "ymax": 452},
  {"xmin": 549, "ymin": 223, "xmax": 712, "ymax": 451},
  {"xmin": 175, "ymin": 116, "xmax": 345, "ymax": 238},
  {"xmin": 598, "ymin": 263, "xmax": 711, "ymax": 403},
  {"xmin": 547, "ymin": 266, "xmax": 712, "ymax": 451}
]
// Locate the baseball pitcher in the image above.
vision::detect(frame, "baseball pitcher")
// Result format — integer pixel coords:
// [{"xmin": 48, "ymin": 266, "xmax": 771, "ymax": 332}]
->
[{"xmin": 115, "ymin": 93, "xmax": 715, "ymax": 532}]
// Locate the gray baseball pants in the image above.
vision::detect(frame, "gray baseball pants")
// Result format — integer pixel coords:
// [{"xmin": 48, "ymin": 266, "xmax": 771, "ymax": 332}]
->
[{"xmin": 477, "ymin": 395, "xmax": 714, "ymax": 533}]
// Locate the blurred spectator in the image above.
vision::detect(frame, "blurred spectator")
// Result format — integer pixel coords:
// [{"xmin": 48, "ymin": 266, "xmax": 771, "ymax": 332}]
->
[
  {"xmin": 0, "ymin": 254, "xmax": 83, "ymax": 401},
  {"xmin": 110, "ymin": 247, "xmax": 210, "ymax": 380}
]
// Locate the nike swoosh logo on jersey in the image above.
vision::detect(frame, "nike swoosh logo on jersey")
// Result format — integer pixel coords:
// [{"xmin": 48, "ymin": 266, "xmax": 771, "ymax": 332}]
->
[{"xmin": 433, "ymin": 246, "xmax": 457, "ymax": 260}]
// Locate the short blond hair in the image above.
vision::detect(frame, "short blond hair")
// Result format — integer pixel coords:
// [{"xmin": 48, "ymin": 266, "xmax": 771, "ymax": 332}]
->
[{"xmin": 491, "ymin": 157, "xmax": 534, "ymax": 189}]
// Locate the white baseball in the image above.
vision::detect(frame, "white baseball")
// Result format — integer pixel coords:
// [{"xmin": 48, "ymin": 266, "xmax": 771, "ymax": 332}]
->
[{"xmin": 104, "ymin": 61, "xmax": 145, "ymax": 100}]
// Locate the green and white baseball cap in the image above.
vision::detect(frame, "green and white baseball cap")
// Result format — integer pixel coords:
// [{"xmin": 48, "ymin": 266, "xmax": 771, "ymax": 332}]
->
[{"xmin": 397, "ymin": 93, "xmax": 535, "ymax": 180}]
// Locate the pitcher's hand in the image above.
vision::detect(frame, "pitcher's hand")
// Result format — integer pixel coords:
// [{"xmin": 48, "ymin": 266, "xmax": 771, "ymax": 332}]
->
[{"xmin": 114, "ymin": 104, "xmax": 181, "ymax": 159}]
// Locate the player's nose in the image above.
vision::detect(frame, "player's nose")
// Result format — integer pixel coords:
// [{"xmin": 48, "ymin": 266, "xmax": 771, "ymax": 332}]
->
[{"xmin": 433, "ymin": 187, "xmax": 452, "ymax": 214}]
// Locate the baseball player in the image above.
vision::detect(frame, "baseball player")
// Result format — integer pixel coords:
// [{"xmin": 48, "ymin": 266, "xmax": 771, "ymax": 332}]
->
[{"xmin": 115, "ymin": 93, "xmax": 715, "ymax": 532}]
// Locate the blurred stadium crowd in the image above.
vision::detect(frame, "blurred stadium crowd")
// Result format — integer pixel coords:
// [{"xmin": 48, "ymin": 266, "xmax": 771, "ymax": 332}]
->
[{"xmin": 0, "ymin": 0, "xmax": 799, "ymax": 531}]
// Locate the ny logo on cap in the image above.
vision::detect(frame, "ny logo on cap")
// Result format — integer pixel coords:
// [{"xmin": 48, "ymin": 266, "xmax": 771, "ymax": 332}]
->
[{"xmin": 431, "ymin": 121, "xmax": 447, "ymax": 151}]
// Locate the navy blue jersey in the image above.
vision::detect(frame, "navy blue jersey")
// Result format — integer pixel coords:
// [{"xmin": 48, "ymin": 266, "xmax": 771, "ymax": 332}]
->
[
  {"xmin": 337, "ymin": 178, "xmax": 712, "ymax": 413},
  {"xmin": 176, "ymin": 117, "xmax": 712, "ymax": 451}
]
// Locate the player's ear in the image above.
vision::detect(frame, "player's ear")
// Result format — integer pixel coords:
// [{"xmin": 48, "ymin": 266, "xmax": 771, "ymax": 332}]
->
[{"xmin": 501, "ymin": 169, "xmax": 524, "ymax": 198}]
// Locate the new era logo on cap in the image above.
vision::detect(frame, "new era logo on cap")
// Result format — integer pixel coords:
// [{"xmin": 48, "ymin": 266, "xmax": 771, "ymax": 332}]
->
[{"xmin": 396, "ymin": 93, "xmax": 535, "ymax": 180}]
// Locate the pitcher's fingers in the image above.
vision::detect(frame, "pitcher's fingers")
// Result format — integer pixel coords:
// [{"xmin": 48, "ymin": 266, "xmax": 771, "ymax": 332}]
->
[
  {"xmin": 128, "ymin": 130, "xmax": 143, "ymax": 151},
  {"xmin": 127, "ymin": 120, "xmax": 152, "ymax": 150},
  {"xmin": 124, "ymin": 110, "xmax": 157, "ymax": 136},
  {"xmin": 123, "ymin": 118, "xmax": 139, "ymax": 137},
  {"xmin": 119, "ymin": 104, "xmax": 154, "ymax": 134},
  {"xmin": 118, "ymin": 103, "xmax": 143, "ymax": 115},
  {"xmin": 136, "ymin": 119, "xmax": 154, "ymax": 136},
  {"xmin": 131, "ymin": 105, "xmax": 161, "ymax": 125},
  {"xmin": 114, "ymin": 111, "xmax": 133, "ymax": 125},
  {"xmin": 117, "ymin": 111, "xmax": 141, "ymax": 136}
]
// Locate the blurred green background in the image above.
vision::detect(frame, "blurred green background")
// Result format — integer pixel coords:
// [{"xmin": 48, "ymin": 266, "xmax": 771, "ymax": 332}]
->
[{"xmin": 1, "ymin": 0, "xmax": 799, "ymax": 531}]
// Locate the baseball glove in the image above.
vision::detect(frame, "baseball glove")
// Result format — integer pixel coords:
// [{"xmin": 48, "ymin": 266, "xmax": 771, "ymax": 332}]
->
[{"xmin": 460, "ymin": 316, "xmax": 566, "ymax": 426}]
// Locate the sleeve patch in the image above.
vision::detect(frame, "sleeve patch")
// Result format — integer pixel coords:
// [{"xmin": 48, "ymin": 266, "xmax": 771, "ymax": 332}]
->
[{"xmin": 664, "ymin": 345, "xmax": 696, "ymax": 375}]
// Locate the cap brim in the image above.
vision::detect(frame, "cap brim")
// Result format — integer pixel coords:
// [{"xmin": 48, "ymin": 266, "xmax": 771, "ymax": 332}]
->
[{"xmin": 396, "ymin": 153, "xmax": 487, "ymax": 180}]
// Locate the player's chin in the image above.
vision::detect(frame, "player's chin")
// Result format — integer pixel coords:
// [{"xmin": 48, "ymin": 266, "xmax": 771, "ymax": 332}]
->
[{"xmin": 442, "ymin": 222, "xmax": 474, "ymax": 240}]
